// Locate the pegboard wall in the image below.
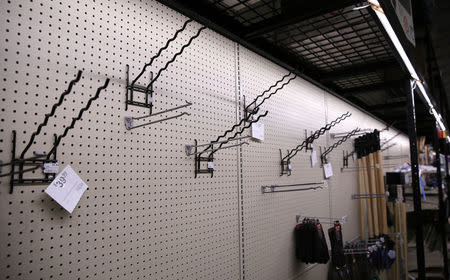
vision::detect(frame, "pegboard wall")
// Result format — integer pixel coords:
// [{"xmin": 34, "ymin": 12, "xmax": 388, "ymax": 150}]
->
[{"xmin": 0, "ymin": 0, "xmax": 410, "ymax": 280}]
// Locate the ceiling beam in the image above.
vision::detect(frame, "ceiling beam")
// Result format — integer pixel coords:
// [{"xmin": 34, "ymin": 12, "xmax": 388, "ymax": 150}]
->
[
  {"xmin": 243, "ymin": 0, "xmax": 361, "ymax": 39},
  {"xmin": 368, "ymin": 101, "xmax": 406, "ymax": 111},
  {"xmin": 320, "ymin": 61, "xmax": 399, "ymax": 82},
  {"xmin": 341, "ymin": 80, "xmax": 404, "ymax": 97}
]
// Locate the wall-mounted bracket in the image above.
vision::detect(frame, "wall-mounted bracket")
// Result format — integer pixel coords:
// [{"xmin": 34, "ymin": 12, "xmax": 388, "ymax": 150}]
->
[
  {"xmin": 0, "ymin": 131, "xmax": 58, "ymax": 194},
  {"xmin": 125, "ymin": 64, "xmax": 153, "ymax": 112},
  {"xmin": 280, "ymin": 149, "xmax": 292, "ymax": 176},
  {"xmin": 342, "ymin": 150, "xmax": 356, "ymax": 169}
]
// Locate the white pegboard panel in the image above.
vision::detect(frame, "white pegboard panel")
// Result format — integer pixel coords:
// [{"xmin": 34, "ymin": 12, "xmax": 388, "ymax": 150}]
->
[
  {"xmin": 237, "ymin": 48, "xmax": 411, "ymax": 280},
  {"xmin": 0, "ymin": 0, "xmax": 413, "ymax": 280},
  {"xmin": 0, "ymin": 0, "xmax": 240, "ymax": 279},
  {"xmin": 239, "ymin": 47, "xmax": 330, "ymax": 280}
]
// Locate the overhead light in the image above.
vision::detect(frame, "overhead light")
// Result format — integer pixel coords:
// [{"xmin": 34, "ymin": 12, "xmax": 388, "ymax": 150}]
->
[
  {"xmin": 353, "ymin": 4, "xmax": 370, "ymax": 10},
  {"xmin": 369, "ymin": 0, "xmax": 447, "ymax": 132}
]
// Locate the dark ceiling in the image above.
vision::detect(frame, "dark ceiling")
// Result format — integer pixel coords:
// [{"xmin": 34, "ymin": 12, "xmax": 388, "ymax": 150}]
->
[{"xmin": 156, "ymin": 0, "xmax": 449, "ymax": 140}]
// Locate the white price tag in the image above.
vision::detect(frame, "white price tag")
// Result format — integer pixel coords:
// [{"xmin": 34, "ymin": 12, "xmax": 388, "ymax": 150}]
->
[
  {"xmin": 311, "ymin": 150, "xmax": 317, "ymax": 167},
  {"xmin": 43, "ymin": 162, "xmax": 59, "ymax": 174},
  {"xmin": 323, "ymin": 163, "xmax": 333, "ymax": 178},
  {"xmin": 353, "ymin": 152, "xmax": 357, "ymax": 161},
  {"xmin": 124, "ymin": 117, "xmax": 134, "ymax": 130},
  {"xmin": 251, "ymin": 122, "xmax": 264, "ymax": 141},
  {"xmin": 287, "ymin": 163, "xmax": 292, "ymax": 170},
  {"xmin": 207, "ymin": 162, "xmax": 214, "ymax": 169},
  {"xmin": 45, "ymin": 165, "xmax": 88, "ymax": 213}
]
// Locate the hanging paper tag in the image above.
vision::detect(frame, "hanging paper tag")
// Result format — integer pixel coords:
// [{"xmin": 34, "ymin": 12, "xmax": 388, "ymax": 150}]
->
[
  {"xmin": 323, "ymin": 163, "xmax": 333, "ymax": 178},
  {"xmin": 45, "ymin": 165, "xmax": 88, "ymax": 213},
  {"xmin": 353, "ymin": 152, "xmax": 357, "ymax": 161},
  {"xmin": 251, "ymin": 122, "xmax": 264, "ymax": 141},
  {"xmin": 287, "ymin": 163, "xmax": 292, "ymax": 170},
  {"xmin": 311, "ymin": 150, "xmax": 317, "ymax": 167},
  {"xmin": 43, "ymin": 162, "xmax": 59, "ymax": 174},
  {"xmin": 124, "ymin": 117, "xmax": 134, "ymax": 130},
  {"xmin": 207, "ymin": 162, "xmax": 214, "ymax": 169}
]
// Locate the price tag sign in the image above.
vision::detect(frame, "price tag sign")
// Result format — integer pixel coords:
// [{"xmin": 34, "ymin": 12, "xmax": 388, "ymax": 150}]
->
[
  {"xmin": 311, "ymin": 150, "xmax": 317, "ymax": 167},
  {"xmin": 207, "ymin": 162, "xmax": 214, "ymax": 169},
  {"xmin": 353, "ymin": 152, "xmax": 357, "ymax": 162},
  {"xmin": 323, "ymin": 163, "xmax": 333, "ymax": 178},
  {"xmin": 124, "ymin": 117, "xmax": 134, "ymax": 130},
  {"xmin": 45, "ymin": 165, "xmax": 88, "ymax": 213},
  {"xmin": 251, "ymin": 122, "xmax": 264, "ymax": 141},
  {"xmin": 43, "ymin": 162, "xmax": 59, "ymax": 174}
]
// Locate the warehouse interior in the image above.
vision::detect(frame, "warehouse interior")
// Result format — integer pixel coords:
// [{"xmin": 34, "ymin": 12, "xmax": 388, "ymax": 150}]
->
[{"xmin": 0, "ymin": 0, "xmax": 449, "ymax": 279}]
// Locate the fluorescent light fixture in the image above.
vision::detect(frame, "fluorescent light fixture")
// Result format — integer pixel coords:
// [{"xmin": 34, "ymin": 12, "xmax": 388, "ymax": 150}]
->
[
  {"xmin": 353, "ymin": 4, "xmax": 370, "ymax": 10},
  {"xmin": 369, "ymin": 0, "xmax": 447, "ymax": 131}
]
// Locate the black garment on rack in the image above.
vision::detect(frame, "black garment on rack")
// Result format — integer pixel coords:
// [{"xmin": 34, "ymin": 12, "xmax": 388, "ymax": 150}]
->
[
  {"xmin": 328, "ymin": 222, "xmax": 345, "ymax": 268},
  {"xmin": 295, "ymin": 219, "xmax": 329, "ymax": 264}
]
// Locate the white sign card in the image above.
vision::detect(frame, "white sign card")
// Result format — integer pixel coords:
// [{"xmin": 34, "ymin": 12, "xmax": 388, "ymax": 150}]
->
[
  {"xmin": 323, "ymin": 163, "xmax": 333, "ymax": 178},
  {"xmin": 251, "ymin": 122, "xmax": 264, "ymax": 141},
  {"xmin": 311, "ymin": 150, "xmax": 317, "ymax": 167},
  {"xmin": 45, "ymin": 165, "xmax": 88, "ymax": 213}
]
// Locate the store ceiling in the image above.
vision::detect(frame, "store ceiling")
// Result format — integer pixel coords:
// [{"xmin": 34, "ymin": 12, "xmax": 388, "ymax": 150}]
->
[{"xmin": 156, "ymin": 0, "xmax": 448, "ymax": 139}]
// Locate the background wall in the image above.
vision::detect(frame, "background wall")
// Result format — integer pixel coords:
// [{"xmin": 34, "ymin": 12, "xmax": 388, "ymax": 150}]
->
[{"xmin": 0, "ymin": 0, "xmax": 410, "ymax": 279}]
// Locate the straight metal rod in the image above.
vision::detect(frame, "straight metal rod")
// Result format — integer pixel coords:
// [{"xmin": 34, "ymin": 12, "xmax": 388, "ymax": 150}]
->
[
  {"xmin": 189, "ymin": 142, "xmax": 249, "ymax": 156},
  {"xmin": 435, "ymin": 135, "xmax": 449, "ymax": 280},
  {"xmin": 191, "ymin": 135, "xmax": 251, "ymax": 149},
  {"xmin": 405, "ymin": 78, "xmax": 425, "ymax": 279},
  {"xmin": 130, "ymin": 112, "xmax": 190, "ymax": 130},
  {"xmin": 267, "ymin": 182, "xmax": 324, "ymax": 188},
  {"xmin": 133, "ymin": 101, "xmax": 192, "ymax": 120},
  {"xmin": 266, "ymin": 186, "xmax": 323, "ymax": 193}
]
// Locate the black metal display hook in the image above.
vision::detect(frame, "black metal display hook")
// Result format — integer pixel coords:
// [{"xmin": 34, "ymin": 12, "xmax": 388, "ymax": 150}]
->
[
  {"xmin": 279, "ymin": 112, "xmax": 352, "ymax": 176},
  {"xmin": 244, "ymin": 75, "xmax": 296, "ymax": 118},
  {"xmin": 124, "ymin": 20, "xmax": 203, "ymax": 128},
  {"xmin": 321, "ymin": 128, "xmax": 360, "ymax": 164},
  {"xmin": 341, "ymin": 150, "xmax": 358, "ymax": 170},
  {"xmin": 208, "ymin": 111, "xmax": 268, "ymax": 158},
  {"xmin": 129, "ymin": 19, "xmax": 193, "ymax": 92},
  {"xmin": 187, "ymin": 71, "xmax": 294, "ymax": 178},
  {"xmin": 186, "ymin": 111, "xmax": 268, "ymax": 178},
  {"xmin": 244, "ymin": 73, "xmax": 294, "ymax": 113},
  {"xmin": 46, "ymin": 78, "xmax": 110, "ymax": 160},
  {"xmin": 0, "ymin": 71, "xmax": 83, "ymax": 179},
  {"xmin": 199, "ymin": 107, "xmax": 260, "ymax": 155},
  {"xmin": 20, "ymin": 70, "xmax": 83, "ymax": 160},
  {"xmin": 1, "ymin": 77, "xmax": 109, "ymax": 194}
]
